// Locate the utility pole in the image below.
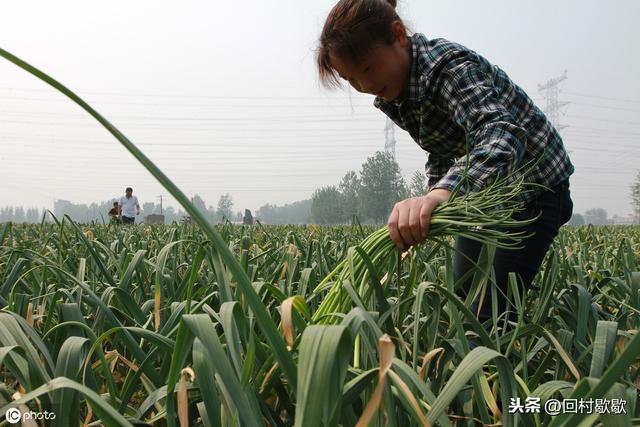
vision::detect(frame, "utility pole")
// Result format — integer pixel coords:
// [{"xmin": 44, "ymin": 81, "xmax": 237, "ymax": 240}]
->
[
  {"xmin": 538, "ymin": 70, "xmax": 569, "ymax": 132},
  {"xmin": 384, "ymin": 117, "xmax": 397, "ymax": 160},
  {"xmin": 157, "ymin": 195, "xmax": 163, "ymax": 215}
]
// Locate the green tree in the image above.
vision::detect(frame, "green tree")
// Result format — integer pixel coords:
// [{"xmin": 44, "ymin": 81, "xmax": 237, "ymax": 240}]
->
[
  {"xmin": 255, "ymin": 200, "xmax": 311, "ymax": 224},
  {"xmin": 584, "ymin": 208, "xmax": 608, "ymax": 225},
  {"xmin": 191, "ymin": 194, "xmax": 207, "ymax": 214},
  {"xmin": 25, "ymin": 208, "xmax": 40, "ymax": 223},
  {"xmin": 409, "ymin": 170, "xmax": 428, "ymax": 197},
  {"xmin": 216, "ymin": 193, "xmax": 234, "ymax": 222},
  {"xmin": 255, "ymin": 204, "xmax": 276, "ymax": 223},
  {"xmin": 631, "ymin": 170, "xmax": 640, "ymax": 223},
  {"xmin": 568, "ymin": 213, "xmax": 585, "ymax": 225},
  {"xmin": 13, "ymin": 207, "xmax": 25, "ymax": 223},
  {"xmin": 359, "ymin": 151, "xmax": 407, "ymax": 223},
  {"xmin": 311, "ymin": 186, "xmax": 344, "ymax": 224},
  {"xmin": 339, "ymin": 170, "xmax": 361, "ymax": 222}
]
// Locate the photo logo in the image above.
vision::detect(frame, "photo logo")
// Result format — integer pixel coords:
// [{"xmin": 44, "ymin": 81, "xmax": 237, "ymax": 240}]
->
[
  {"xmin": 5, "ymin": 408, "xmax": 21, "ymax": 424},
  {"xmin": 4, "ymin": 408, "xmax": 56, "ymax": 423}
]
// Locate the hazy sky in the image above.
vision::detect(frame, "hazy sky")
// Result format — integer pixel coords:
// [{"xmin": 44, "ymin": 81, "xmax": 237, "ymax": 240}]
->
[{"xmin": 1, "ymin": 0, "xmax": 639, "ymax": 217}]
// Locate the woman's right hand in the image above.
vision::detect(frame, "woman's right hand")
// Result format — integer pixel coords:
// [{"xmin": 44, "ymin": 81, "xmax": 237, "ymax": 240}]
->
[{"xmin": 387, "ymin": 188, "xmax": 451, "ymax": 250}]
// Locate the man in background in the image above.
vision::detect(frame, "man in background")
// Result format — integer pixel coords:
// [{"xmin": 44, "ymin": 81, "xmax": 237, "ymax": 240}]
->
[{"xmin": 118, "ymin": 187, "xmax": 140, "ymax": 225}]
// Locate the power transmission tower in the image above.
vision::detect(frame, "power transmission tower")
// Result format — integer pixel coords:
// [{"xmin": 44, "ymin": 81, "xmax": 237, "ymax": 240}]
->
[
  {"xmin": 538, "ymin": 70, "xmax": 569, "ymax": 132},
  {"xmin": 384, "ymin": 117, "xmax": 396, "ymax": 159},
  {"xmin": 157, "ymin": 195, "xmax": 163, "ymax": 215}
]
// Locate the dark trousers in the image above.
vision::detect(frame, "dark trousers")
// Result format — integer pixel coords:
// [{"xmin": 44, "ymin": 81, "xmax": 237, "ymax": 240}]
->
[
  {"xmin": 453, "ymin": 179, "xmax": 573, "ymax": 324},
  {"xmin": 122, "ymin": 216, "xmax": 135, "ymax": 224}
]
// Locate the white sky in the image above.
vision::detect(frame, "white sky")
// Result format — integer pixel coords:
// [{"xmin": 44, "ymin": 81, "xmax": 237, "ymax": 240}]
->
[{"xmin": 1, "ymin": 0, "xmax": 639, "ymax": 217}]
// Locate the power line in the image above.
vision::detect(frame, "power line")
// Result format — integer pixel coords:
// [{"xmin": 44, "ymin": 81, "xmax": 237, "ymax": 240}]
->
[
  {"xmin": 566, "ymin": 101, "xmax": 640, "ymax": 114},
  {"xmin": 564, "ymin": 129, "xmax": 639, "ymax": 137},
  {"xmin": 0, "ymin": 138, "xmax": 389, "ymax": 153},
  {"xmin": 561, "ymin": 91, "xmax": 640, "ymax": 105},
  {"xmin": 3, "ymin": 142, "xmax": 635, "ymax": 169},
  {"xmin": 0, "ymin": 172, "xmax": 328, "ymax": 189},
  {"xmin": 0, "ymin": 86, "xmax": 376, "ymax": 101},
  {"xmin": 0, "ymin": 118, "xmax": 387, "ymax": 133},
  {"xmin": 563, "ymin": 139, "xmax": 640, "ymax": 150},
  {"xmin": 0, "ymin": 95, "xmax": 375, "ymax": 109},
  {"xmin": 565, "ymin": 126, "xmax": 640, "ymax": 136},
  {"xmin": 7, "ymin": 152, "xmax": 637, "ymax": 179},
  {"xmin": 0, "ymin": 163, "xmax": 360, "ymax": 178},
  {"xmin": 564, "ymin": 114, "xmax": 640, "ymax": 126},
  {"xmin": 5, "ymin": 145, "xmax": 634, "ymax": 167},
  {"xmin": 0, "ymin": 142, "xmax": 385, "ymax": 156},
  {"xmin": 0, "ymin": 136, "xmax": 387, "ymax": 148},
  {"xmin": 0, "ymin": 109, "xmax": 383, "ymax": 123}
]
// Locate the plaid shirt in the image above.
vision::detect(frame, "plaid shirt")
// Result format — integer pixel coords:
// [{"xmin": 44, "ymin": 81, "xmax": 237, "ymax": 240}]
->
[{"xmin": 374, "ymin": 34, "xmax": 574, "ymax": 203}]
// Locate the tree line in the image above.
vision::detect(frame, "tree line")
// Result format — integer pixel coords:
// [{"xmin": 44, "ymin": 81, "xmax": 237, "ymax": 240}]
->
[{"xmin": 3, "ymin": 160, "xmax": 639, "ymax": 225}]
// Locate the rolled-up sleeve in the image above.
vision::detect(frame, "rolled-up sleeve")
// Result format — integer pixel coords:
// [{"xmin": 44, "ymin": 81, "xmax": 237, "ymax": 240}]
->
[{"xmin": 430, "ymin": 57, "xmax": 527, "ymax": 193}]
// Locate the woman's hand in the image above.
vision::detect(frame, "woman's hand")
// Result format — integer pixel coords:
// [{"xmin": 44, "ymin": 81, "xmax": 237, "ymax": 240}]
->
[{"xmin": 387, "ymin": 188, "xmax": 452, "ymax": 250}]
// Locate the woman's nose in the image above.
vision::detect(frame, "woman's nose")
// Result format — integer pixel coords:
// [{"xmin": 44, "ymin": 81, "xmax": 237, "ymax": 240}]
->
[
  {"xmin": 350, "ymin": 79, "xmax": 373, "ymax": 94},
  {"xmin": 348, "ymin": 78, "xmax": 363, "ymax": 92}
]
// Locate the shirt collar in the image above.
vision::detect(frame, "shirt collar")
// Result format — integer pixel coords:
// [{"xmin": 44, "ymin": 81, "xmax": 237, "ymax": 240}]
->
[{"xmin": 374, "ymin": 33, "xmax": 428, "ymax": 110}]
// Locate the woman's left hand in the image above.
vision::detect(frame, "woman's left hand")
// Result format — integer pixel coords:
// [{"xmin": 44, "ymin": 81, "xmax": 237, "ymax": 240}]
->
[{"xmin": 387, "ymin": 188, "xmax": 452, "ymax": 250}]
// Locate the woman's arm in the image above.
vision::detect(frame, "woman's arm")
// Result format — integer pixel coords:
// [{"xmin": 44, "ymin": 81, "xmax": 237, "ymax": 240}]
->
[{"xmin": 431, "ymin": 55, "xmax": 528, "ymax": 193}]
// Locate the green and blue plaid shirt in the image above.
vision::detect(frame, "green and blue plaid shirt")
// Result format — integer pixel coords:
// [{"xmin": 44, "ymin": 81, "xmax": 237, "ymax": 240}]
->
[{"xmin": 374, "ymin": 33, "xmax": 574, "ymax": 203}]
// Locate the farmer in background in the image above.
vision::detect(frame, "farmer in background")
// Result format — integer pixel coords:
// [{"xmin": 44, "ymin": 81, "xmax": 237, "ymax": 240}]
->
[
  {"xmin": 118, "ymin": 187, "xmax": 140, "ymax": 225},
  {"xmin": 108, "ymin": 201, "xmax": 120, "ymax": 224},
  {"xmin": 317, "ymin": 0, "xmax": 574, "ymax": 324}
]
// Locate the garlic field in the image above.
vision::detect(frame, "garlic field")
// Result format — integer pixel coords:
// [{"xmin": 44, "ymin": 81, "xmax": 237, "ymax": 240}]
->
[{"xmin": 0, "ymin": 220, "xmax": 638, "ymax": 426}]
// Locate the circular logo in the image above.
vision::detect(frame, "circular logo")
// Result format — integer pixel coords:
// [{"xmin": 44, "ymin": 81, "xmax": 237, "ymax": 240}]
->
[{"xmin": 5, "ymin": 408, "xmax": 21, "ymax": 424}]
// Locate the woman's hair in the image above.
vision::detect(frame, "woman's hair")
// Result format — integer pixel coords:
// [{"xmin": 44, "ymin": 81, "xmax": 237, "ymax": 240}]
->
[{"xmin": 317, "ymin": 0, "xmax": 404, "ymax": 87}]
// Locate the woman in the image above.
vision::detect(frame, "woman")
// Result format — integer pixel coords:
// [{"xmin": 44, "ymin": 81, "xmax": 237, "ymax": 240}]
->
[{"xmin": 317, "ymin": 0, "xmax": 574, "ymax": 323}]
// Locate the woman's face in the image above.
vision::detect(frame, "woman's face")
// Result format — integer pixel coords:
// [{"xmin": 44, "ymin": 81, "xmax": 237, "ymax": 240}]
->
[{"xmin": 329, "ymin": 25, "xmax": 411, "ymax": 101}]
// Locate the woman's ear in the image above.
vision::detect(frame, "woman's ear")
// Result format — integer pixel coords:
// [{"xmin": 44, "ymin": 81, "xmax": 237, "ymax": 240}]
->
[{"xmin": 391, "ymin": 20, "xmax": 408, "ymax": 47}]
